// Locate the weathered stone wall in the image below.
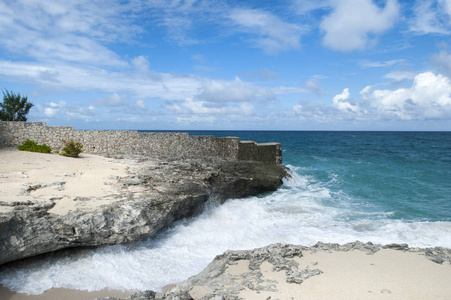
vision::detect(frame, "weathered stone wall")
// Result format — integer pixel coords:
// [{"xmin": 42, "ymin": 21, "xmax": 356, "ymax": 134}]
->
[
  {"xmin": 0, "ymin": 122, "xmax": 282, "ymax": 164},
  {"xmin": 238, "ymin": 141, "xmax": 283, "ymax": 164}
]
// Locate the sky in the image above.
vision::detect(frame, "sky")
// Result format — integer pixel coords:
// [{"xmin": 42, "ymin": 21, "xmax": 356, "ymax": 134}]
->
[{"xmin": 1, "ymin": 0, "xmax": 451, "ymax": 131}]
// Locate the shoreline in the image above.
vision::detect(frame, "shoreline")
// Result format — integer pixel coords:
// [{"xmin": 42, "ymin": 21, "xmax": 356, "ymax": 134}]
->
[
  {"xmin": 3, "ymin": 243, "xmax": 450, "ymax": 300},
  {"xmin": 1, "ymin": 148, "xmax": 450, "ymax": 299},
  {"xmin": 0, "ymin": 285, "xmax": 133, "ymax": 300},
  {"xmin": 161, "ymin": 243, "xmax": 451, "ymax": 300}
]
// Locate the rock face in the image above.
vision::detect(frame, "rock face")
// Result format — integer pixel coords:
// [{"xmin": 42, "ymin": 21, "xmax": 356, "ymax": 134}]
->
[{"xmin": 0, "ymin": 156, "xmax": 288, "ymax": 266}]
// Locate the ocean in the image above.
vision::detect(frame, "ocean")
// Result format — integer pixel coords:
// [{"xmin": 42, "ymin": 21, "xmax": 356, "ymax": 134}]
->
[{"xmin": 1, "ymin": 131, "xmax": 450, "ymax": 294}]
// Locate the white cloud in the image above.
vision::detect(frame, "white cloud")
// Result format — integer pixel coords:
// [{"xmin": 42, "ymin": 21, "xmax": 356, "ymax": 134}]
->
[
  {"xmin": 320, "ymin": 0, "xmax": 400, "ymax": 51},
  {"xmin": 0, "ymin": 59, "xmax": 277, "ymax": 111},
  {"xmin": 332, "ymin": 88, "xmax": 358, "ymax": 112},
  {"xmin": 143, "ymin": 0, "xmax": 226, "ymax": 46},
  {"xmin": 162, "ymin": 15, "xmax": 198, "ymax": 45},
  {"xmin": 440, "ymin": 0, "xmax": 451, "ymax": 16},
  {"xmin": 432, "ymin": 50, "xmax": 451, "ymax": 76},
  {"xmin": 44, "ymin": 107, "xmax": 57, "ymax": 117},
  {"xmin": 358, "ymin": 59, "xmax": 404, "ymax": 68},
  {"xmin": 272, "ymin": 86, "xmax": 307, "ymax": 95},
  {"xmin": 410, "ymin": 0, "xmax": 451, "ymax": 34},
  {"xmin": 134, "ymin": 100, "xmax": 149, "ymax": 111},
  {"xmin": 304, "ymin": 78, "xmax": 324, "ymax": 96},
  {"xmin": 0, "ymin": 60, "xmax": 197, "ymax": 101},
  {"xmin": 0, "ymin": 0, "xmax": 137, "ymax": 66},
  {"xmin": 179, "ymin": 98, "xmax": 254, "ymax": 116},
  {"xmin": 294, "ymin": 72, "xmax": 451, "ymax": 122},
  {"xmin": 176, "ymin": 115, "xmax": 216, "ymax": 124},
  {"xmin": 132, "ymin": 56, "xmax": 151, "ymax": 74},
  {"xmin": 292, "ymin": 101, "xmax": 337, "ymax": 122},
  {"xmin": 293, "ymin": 104, "xmax": 303, "ymax": 114},
  {"xmin": 97, "ymin": 93, "xmax": 128, "ymax": 107},
  {"xmin": 197, "ymin": 76, "xmax": 274, "ymax": 103},
  {"xmin": 383, "ymin": 71, "xmax": 416, "ymax": 82},
  {"xmin": 291, "ymin": 0, "xmax": 330, "ymax": 14},
  {"xmin": 41, "ymin": 100, "xmax": 95, "ymax": 121},
  {"xmin": 361, "ymin": 72, "xmax": 451, "ymax": 120},
  {"xmin": 229, "ymin": 8, "xmax": 304, "ymax": 54}
]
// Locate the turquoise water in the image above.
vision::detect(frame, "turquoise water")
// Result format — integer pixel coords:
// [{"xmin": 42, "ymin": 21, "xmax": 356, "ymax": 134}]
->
[
  {"xmin": 1, "ymin": 131, "xmax": 450, "ymax": 294},
  {"xmin": 187, "ymin": 131, "xmax": 451, "ymax": 222}
]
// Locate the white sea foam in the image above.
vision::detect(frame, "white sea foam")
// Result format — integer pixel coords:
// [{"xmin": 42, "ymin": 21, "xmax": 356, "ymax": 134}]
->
[{"xmin": 1, "ymin": 168, "xmax": 450, "ymax": 294}]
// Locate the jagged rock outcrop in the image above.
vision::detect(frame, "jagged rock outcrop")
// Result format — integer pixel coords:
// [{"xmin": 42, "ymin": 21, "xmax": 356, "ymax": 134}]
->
[
  {"xmin": 0, "ymin": 156, "xmax": 288, "ymax": 266},
  {"xmin": 98, "ymin": 242, "xmax": 451, "ymax": 300}
]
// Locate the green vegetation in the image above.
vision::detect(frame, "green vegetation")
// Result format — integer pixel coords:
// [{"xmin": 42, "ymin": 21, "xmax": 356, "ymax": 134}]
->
[
  {"xmin": 61, "ymin": 140, "xmax": 83, "ymax": 157},
  {"xmin": 17, "ymin": 139, "xmax": 52, "ymax": 153},
  {"xmin": 0, "ymin": 89, "xmax": 33, "ymax": 121}
]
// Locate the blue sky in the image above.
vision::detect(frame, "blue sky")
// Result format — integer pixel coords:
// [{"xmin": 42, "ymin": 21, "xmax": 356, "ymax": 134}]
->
[{"xmin": 1, "ymin": 0, "xmax": 451, "ymax": 130}]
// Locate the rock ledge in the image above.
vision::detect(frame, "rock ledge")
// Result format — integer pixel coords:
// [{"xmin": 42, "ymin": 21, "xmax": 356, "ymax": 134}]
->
[{"xmin": 0, "ymin": 155, "xmax": 288, "ymax": 266}]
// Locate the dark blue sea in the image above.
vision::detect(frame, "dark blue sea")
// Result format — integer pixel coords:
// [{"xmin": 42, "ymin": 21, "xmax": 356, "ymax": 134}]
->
[{"xmin": 2, "ymin": 131, "xmax": 450, "ymax": 294}]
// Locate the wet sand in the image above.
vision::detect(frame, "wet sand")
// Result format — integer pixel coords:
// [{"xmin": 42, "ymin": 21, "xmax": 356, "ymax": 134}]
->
[{"xmin": 0, "ymin": 285, "xmax": 132, "ymax": 300}]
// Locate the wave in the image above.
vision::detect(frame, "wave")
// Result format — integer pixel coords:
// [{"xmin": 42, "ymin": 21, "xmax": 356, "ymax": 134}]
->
[{"xmin": 1, "ymin": 168, "xmax": 450, "ymax": 294}]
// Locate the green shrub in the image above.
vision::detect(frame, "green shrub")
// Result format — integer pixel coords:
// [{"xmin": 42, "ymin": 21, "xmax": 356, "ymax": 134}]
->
[
  {"xmin": 17, "ymin": 139, "xmax": 52, "ymax": 153},
  {"xmin": 61, "ymin": 140, "xmax": 83, "ymax": 157}
]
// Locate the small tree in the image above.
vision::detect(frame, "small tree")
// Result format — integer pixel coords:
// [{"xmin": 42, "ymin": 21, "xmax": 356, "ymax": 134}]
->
[{"xmin": 0, "ymin": 89, "xmax": 33, "ymax": 121}]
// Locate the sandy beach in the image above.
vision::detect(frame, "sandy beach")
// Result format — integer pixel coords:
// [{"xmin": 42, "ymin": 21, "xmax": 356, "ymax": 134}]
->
[
  {"xmin": 1, "ymin": 148, "xmax": 451, "ymax": 299},
  {"xmin": 0, "ymin": 147, "xmax": 131, "ymax": 215},
  {"xmin": 1, "ymin": 247, "xmax": 450, "ymax": 299},
  {"xmin": 0, "ymin": 285, "xmax": 133, "ymax": 300},
  {"xmin": 227, "ymin": 249, "xmax": 451, "ymax": 299}
]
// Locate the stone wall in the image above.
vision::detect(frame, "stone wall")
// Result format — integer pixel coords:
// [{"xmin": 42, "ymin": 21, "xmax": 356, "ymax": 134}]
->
[{"xmin": 0, "ymin": 122, "xmax": 282, "ymax": 164}]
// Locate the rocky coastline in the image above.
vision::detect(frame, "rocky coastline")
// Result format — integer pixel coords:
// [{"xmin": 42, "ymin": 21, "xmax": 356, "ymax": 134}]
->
[
  {"xmin": 1, "ymin": 148, "xmax": 451, "ymax": 300},
  {"xmin": 99, "ymin": 242, "xmax": 451, "ymax": 300},
  {"xmin": 0, "ymin": 149, "xmax": 288, "ymax": 266}
]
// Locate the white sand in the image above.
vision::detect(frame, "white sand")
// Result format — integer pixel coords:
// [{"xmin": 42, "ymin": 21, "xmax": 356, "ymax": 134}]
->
[
  {"xmin": 190, "ymin": 249, "xmax": 451, "ymax": 300},
  {"xmin": 0, "ymin": 148, "xmax": 130, "ymax": 215},
  {"xmin": 0, "ymin": 285, "xmax": 132, "ymax": 300}
]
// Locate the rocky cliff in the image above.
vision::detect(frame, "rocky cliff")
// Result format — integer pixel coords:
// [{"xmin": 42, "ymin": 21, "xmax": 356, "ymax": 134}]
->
[{"xmin": 0, "ymin": 155, "xmax": 288, "ymax": 266}]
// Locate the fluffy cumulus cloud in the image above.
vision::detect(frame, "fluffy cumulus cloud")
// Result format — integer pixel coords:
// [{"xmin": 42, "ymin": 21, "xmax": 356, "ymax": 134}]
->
[
  {"xmin": 332, "ymin": 88, "xmax": 358, "ymax": 112},
  {"xmin": 361, "ymin": 72, "xmax": 451, "ymax": 120},
  {"xmin": 294, "ymin": 72, "xmax": 451, "ymax": 122},
  {"xmin": 42, "ymin": 101, "xmax": 95, "ymax": 121},
  {"xmin": 320, "ymin": 0, "xmax": 400, "ymax": 51},
  {"xmin": 229, "ymin": 8, "xmax": 304, "ymax": 54}
]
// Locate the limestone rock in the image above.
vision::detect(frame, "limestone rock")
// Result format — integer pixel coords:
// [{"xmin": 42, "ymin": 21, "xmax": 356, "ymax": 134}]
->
[
  {"xmin": 97, "ymin": 241, "xmax": 451, "ymax": 300},
  {"xmin": 0, "ymin": 156, "xmax": 288, "ymax": 266}
]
